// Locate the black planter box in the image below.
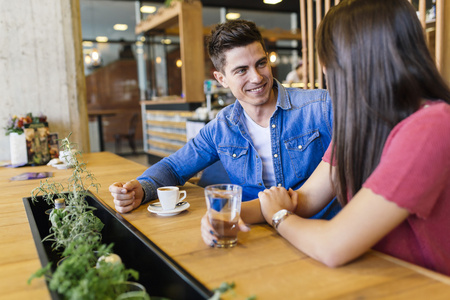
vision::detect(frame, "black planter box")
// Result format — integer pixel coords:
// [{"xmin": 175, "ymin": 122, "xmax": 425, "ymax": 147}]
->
[{"xmin": 23, "ymin": 194, "xmax": 212, "ymax": 300}]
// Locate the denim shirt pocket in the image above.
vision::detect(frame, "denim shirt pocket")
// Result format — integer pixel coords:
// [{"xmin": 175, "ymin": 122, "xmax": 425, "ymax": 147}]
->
[
  {"xmin": 284, "ymin": 130, "xmax": 324, "ymax": 180},
  {"xmin": 217, "ymin": 146, "xmax": 248, "ymax": 185}
]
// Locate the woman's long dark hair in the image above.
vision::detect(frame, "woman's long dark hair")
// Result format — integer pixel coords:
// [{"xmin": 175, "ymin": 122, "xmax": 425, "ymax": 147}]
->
[{"xmin": 316, "ymin": 0, "xmax": 450, "ymax": 205}]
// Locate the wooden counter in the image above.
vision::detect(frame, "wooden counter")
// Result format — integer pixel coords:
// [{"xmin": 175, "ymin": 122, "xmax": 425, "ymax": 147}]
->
[{"xmin": 1, "ymin": 152, "xmax": 449, "ymax": 299}]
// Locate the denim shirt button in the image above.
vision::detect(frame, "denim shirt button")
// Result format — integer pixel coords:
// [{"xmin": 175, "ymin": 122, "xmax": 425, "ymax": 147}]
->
[
  {"xmin": 258, "ymin": 183, "xmax": 262, "ymax": 186},
  {"xmin": 232, "ymin": 153, "xmax": 237, "ymax": 158},
  {"xmin": 271, "ymin": 124, "xmax": 276, "ymax": 128},
  {"xmin": 298, "ymin": 145, "xmax": 303, "ymax": 150},
  {"xmin": 277, "ymin": 183, "xmax": 282, "ymax": 187},
  {"xmin": 274, "ymin": 154, "xmax": 278, "ymax": 158}
]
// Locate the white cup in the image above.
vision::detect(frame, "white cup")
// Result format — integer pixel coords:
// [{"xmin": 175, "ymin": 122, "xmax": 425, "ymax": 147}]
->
[{"xmin": 157, "ymin": 186, "xmax": 187, "ymax": 211}]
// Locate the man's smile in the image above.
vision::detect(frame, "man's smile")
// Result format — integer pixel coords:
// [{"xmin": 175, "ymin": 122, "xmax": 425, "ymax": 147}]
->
[{"xmin": 247, "ymin": 83, "xmax": 266, "ymax": 93}]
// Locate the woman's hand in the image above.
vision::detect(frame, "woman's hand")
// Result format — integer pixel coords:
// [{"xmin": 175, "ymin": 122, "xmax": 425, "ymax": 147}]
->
[
  {"xmin": 258, "ymin": 187, "xmax": 298, "ymax": 224},
  {"xmin": 200, "ymin": 212, "xmax": 250, "ymax": 247}
]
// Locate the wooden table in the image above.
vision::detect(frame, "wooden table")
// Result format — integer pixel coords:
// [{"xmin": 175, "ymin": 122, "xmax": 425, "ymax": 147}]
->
[{"xmin": 1, "ymin": 152, "xmax": 450, "ymax": 300}]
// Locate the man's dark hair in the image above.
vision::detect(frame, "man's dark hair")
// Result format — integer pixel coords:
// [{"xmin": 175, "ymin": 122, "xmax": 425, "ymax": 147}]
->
[{"xmin": 207, "ymin": 20, "xmax": 267, "ymax": 73}]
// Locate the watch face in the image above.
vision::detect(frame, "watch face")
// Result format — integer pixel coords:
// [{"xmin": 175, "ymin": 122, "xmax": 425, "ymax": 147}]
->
[
  {"xmin": 272, "ymin": 209, "xmax": 292, "ymax": 230},
  {"xmin": 274, "ymin": 209, "xmax": 287, "ymax": 220}
]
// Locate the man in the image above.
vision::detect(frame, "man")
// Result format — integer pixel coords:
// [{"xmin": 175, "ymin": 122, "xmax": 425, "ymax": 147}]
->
[
  {"xmin": 110, "ymin": 20, "xmax": 339, "ymax": 218},
  {"xmin": 285, "ymin": 60, "xmax": 304, "ymax": 86}
]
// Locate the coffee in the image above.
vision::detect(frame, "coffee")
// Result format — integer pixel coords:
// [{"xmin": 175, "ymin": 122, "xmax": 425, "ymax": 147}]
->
[
  {"xmin": 158, "ymin": 188, "xmax": 172, "ymax": 191},
  {"xmin": 157, "ymin": 186, "xmax": 187, "ymax": 211}
]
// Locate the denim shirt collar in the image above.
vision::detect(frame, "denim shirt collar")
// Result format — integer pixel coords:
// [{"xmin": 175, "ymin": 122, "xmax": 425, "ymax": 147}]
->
[{"xmin": 227, "ymin": 78, "xmax": 291, "ymax": 125}]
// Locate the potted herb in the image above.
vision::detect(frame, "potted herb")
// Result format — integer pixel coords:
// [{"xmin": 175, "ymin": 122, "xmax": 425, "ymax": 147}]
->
[
  {"xmin": 31, "ymin": 135, "xmax": 102, "ymax": 250},
  {"xmin": 28, "ymin": 135, "xmax": 150, "ymax": 300}
]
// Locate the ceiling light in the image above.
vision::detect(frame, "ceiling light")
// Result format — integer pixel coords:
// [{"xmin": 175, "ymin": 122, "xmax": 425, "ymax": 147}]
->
[
  {"xmin": 176, "ymin": 59, "xmax": 182, "ymax": 68},
  {"xmin": 96, "ymin": 36, "xmax": 108, "ymax": 43},
  {"xmin": 270, "ymin": 53, "xmax": 277, "ymax": 63},
  {"xmin": 91, "ymin": 49, "xmax": 100, "ymax": 61},
  {"xmin": 269, "ymin": 51, "xmax": 279, "ymax": 66},
  {"xmin": 156, "ymin": 57, "xmax": 162, "ymax": 64},
  {"xmin": 140, "ymin": 6, "xmax": 157, "ymax": 14},
  {"xmin": 91, "ymin": 48, "xmax": 101, "ymax": 66},
  {"xmin": 82, "ymin": 41, "xmax": 93, "ymax": 47},
  {"xmin": 161, "ymin": 39, "xmax": 172, "ymax": 45},
  {"xmin": 113, "ymin": 24, "xmax": 128, "ymax": 31},
  {"xmin": 264, "ymin": 0, "xmax": 283, "ymax": 4},
  {"xmin": 226, "ymin": 13, "xmax": 240, "ymax": 20},
  {"xmin": 84, "ymin": 54, "xmax": 92, "ymax": 65}
]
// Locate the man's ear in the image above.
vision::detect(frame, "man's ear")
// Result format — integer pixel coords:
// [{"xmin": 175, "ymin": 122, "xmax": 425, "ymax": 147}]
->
[{"xmin": 213, "ymin": 71, "xmax": 228, "ymax": 88}]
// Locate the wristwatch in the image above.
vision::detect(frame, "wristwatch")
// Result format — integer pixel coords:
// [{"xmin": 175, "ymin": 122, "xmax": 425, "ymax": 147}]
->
[{"xmin": 272, "ymin": 209, "xmax": 293, "ymax": 230}]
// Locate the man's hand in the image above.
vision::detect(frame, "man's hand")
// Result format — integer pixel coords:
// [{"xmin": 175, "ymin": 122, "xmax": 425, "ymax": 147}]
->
[
  {"xmin": 200, "ymin": 212, "xmax": 250, "ymax": 247},
  {"xmin": 258, "ymin": 187, "xmax": 298, "ymax": 224},
  {"xmin": 109, "ymin": 179, "xmax": 144, "ymax": 213}
]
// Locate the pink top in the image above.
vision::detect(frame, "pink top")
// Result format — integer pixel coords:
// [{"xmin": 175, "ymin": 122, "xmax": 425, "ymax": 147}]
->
[{"xmin": 323, "ymin": 101, "xmax": 450, "ymax": 275}]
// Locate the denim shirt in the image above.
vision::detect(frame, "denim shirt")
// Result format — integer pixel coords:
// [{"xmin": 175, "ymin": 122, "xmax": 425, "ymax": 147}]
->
[{"xmin": 138, "ymin": 79, "xmax": 333, "ymax": 203}]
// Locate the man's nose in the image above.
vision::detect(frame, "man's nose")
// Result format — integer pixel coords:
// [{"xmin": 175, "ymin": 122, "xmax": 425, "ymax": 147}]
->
[{"xmin": 249, "ymin": 68, "xmax": 263, "ymax": 83}]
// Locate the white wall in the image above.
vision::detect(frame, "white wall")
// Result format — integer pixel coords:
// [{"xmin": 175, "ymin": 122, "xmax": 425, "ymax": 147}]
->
[{"xmin": 0, "ymin": 0, "xmax": 89, "ymax": 162}]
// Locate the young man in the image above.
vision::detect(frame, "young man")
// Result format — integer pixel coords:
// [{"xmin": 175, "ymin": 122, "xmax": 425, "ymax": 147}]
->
[{"xmin": 109, "ymin": 20, "xmax": 338, "ymax": 218}]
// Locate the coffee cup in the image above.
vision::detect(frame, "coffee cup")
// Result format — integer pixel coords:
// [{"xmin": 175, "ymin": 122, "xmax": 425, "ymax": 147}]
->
[{"xmin": 157, "ymin": 186, "xmax": 187, "ymax": 211}]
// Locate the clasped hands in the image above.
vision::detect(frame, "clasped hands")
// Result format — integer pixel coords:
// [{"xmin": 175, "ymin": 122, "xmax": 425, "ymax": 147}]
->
[
  {"xmin": 200, "ymin": 186, "xmax": 298, "ymax": 247},
  {"xmin": 258, "ymin": 186, "xmax": 298, "ymax": 224},
  {"xmin": 109, "ymin": 179, "xmax": 144, "ymax": 213}
]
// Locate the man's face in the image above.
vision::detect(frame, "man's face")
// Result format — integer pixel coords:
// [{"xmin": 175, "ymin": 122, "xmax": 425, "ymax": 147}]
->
[{"xmin": 213, "ymin": 41, "xmax": 274, "ymax": 109}]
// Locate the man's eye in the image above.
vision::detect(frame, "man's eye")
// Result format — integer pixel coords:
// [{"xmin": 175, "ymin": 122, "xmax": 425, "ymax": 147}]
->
[
  {"xmin": 236, "ymin": 69, "xmax": 246, "ymax": 75},
  {"xmin": 258, "ymin": 61, "xmax": 267, "ymax": 67}
]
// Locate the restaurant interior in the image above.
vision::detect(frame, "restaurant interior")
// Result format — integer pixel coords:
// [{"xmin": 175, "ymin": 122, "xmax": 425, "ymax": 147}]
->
[
  {"xmin": 1, "ymin": 0, "xmax": 450, "ymax": 299},
  {"xmin": 80, "ymin": 0, "xmax": 306, "ymax": 167},
  {"xmin": 1, "ymin": 0, "xmax": 448, "ymax": 166}
]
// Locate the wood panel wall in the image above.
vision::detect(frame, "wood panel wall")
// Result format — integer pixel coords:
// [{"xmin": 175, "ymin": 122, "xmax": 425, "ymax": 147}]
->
[
  {"xmin": 85, "ymin": 60, "xmax": 142, "ymax": 143},
  {"xmin": 299, "ymin": 0, "xmax": 449, "ymax": 89}
]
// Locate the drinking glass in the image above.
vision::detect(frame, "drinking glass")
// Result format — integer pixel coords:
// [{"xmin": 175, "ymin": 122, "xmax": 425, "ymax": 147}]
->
[{"xmin": 205, "ymin": 184, "xmax": 242, "ymax": 248}]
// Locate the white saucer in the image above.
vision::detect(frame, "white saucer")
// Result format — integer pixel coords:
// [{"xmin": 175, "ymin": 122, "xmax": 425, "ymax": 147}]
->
[{"xmin": 147, "ymin": 201, "xmax": 190, "ymax": 216}]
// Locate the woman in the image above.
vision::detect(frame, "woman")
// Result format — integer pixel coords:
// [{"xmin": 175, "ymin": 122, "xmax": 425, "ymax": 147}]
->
[{"xmin": 201, "ymin": 0, "xmax": 450, "ymax": 275}]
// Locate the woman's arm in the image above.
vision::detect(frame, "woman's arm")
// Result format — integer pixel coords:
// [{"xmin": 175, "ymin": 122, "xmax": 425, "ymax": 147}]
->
[
  {"xmin": 293, "ymin": 161, "xmax": 336, "ymax": 218},
  {"xmin": 267, "ymin": 187, "xmax": 410, "ymax": 268},
  {"xmin": 241, "ymin": 160, "xmax": 336, "ymax": 224}
]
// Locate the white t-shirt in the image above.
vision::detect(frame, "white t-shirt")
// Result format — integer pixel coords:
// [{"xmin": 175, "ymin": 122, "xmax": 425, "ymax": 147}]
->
[{"xmin": 243, "ymin": 111, "xmax": 276, "ymax": 187}]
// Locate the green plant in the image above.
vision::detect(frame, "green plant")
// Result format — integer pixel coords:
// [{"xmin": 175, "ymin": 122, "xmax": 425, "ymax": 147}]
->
[
  {"xmin": 31, "ymin": 134, "xmax": 102, "ymax": 250},
  {"xmin": 28, "ymin": 134, "xmax": 149, "ymax": 299},
  {"xmin": 45, "ymin": 204, "xmax": 104, "ymax": 250},
  {"xmin": 29, "ymin": 237, "xmax": 149, "ymax": 300},
  {"xmin": 210, "ymin": 282, "xmax": 257, "ymax": 300},
  {"xmin": 32, "ymin": 134, "xmax": 99, "ymax": 203}
]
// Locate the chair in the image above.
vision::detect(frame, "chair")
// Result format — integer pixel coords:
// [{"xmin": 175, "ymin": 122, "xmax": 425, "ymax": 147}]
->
[{"xmin": 114, "ymin": 113, "xmax": 139, "ymax": 154}]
